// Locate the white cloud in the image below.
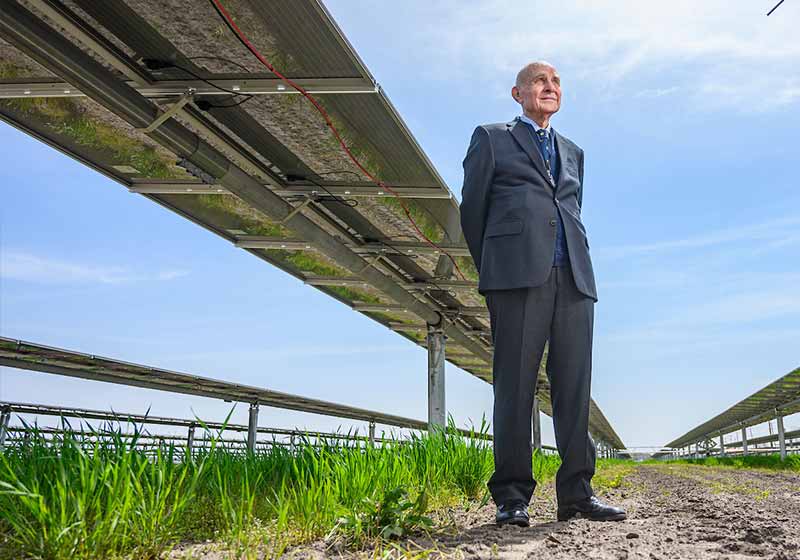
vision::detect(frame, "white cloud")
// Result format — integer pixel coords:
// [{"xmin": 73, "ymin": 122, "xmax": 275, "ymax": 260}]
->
[
  {"xmin": 596, "ymin": 216, "xmax": 800, "ymax": 260},
  {"xmin": 0, "ymin": 249, "xmax": 188, "ymax": 285},
  {"xmin": 416, "ymin": 0, "xmax": 800, "ymax": 111},
  {"xmin": 635, "ymin": 86, "xmax": 679, "ymax": 98}
]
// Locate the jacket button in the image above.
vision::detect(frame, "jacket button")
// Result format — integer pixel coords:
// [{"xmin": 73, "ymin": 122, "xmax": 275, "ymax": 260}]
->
[{"xmin": 549, "ymin": 218, "xmax": 557, "ymax": 226}]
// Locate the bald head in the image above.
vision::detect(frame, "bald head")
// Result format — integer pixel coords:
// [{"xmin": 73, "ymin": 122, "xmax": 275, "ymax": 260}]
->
[
  {"xmin": 515, "ymin": 61, "xmax": 557, "ymax": 90},
  {"xmin": 511, "ymin": 61, "xmax": 562, "ymax": 127}
]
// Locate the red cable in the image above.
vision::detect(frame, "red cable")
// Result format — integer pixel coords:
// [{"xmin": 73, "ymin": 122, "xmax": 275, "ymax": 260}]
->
[{"xmin": 209, "ymin": 0, "xmax": 467, "ymax": 282}]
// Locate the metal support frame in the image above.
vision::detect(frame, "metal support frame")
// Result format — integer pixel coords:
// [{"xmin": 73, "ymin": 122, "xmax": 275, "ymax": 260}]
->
[
  {"xmin": 776, "ymin": 412, "xmax": 787, "ymax": 460},
  {"xmin": 140, "ymin": 88, "xmax": 195, "ymax": 133},
  {"xmin": 128, "ymin": 182, "xmax": 451, "ymax": 199},
  {"xmin": 368, "ymin": 420, "xmax": 376, "ymax": 446},
  {"xmin": 0, "ymin": 407, "xmax": 11, "ymax": 451},
  {"xmin": 719, "ymin": 433, "xmax": 725, "ymax": 457},
  {"xmin": 247, "ymin": 403, "xmax": 259, "ymax": 453},
  {"xmin": 186, "ymin": 423, "xmax": 196, "ymax": 457},
  {"xmin": 0, "ymin": 77, "xmax": 378, "ymax": 99},
  {"xmin": 531, "ymin": 395, "xmax": 542, "ymax": 452},
  {"xmin": 426, "ymin": 324, "xmax": 446, "ymax": 431},
  {"xmin": 235, "ymin": 237, "xmax": 472, "ymax": 258},
  {"xmin": 279, "ymin": 195, "xmax": 315, "ymax": 224},
  {"xmin": 741, "ymin": 425, "xmax": 749, "ymax": 456}
]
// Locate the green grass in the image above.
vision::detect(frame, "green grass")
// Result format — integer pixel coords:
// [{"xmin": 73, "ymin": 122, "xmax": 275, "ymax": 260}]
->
[
  {"xmin": 326, "ymin": 285, "xmax": 384, "ymax": 305},
  {"xmin": 0, "ymin": 62, "xmax": 182, "ymax": 180},
  {"xmin": 591, "ymin": 459, "xmax": 637, "ymax": 490},
  {"xmin": 264, "ymin": 248, "xmax": 350, "ymax": 278},
  {"xmin": 0, "ymin": 415, "xmax": 494, "ymax": 558},
  {"xmin": 194, "ymin": 194, "xmax": 290, "ymax": 238},
  {"xmin": 0, "ymin": 416, "xmax": 634, "ymax": 559},
  {"xmin": 649, "ymin": 453, "xmax": 800, "ymax": 472}
]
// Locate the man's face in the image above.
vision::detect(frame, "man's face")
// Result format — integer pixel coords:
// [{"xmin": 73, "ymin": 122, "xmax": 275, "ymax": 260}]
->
[{"xmin": 513, "ymin": 65, "xmax": 562, "ymax": 118}]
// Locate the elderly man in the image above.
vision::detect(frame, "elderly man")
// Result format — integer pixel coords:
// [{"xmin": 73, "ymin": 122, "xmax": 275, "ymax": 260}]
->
[{"xmin": 459, "ymin": 61, "xmax": 626, "ymax": 527}]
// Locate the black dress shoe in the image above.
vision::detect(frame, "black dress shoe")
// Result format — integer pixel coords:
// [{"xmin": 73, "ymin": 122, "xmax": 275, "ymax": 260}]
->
[
  {"xmin": 496, "ymin": 501, "xmax": 530, "ymax": 527},
  {"xmin": 557, "ymin": 495, "xmax": 626, "ymax": 521}
]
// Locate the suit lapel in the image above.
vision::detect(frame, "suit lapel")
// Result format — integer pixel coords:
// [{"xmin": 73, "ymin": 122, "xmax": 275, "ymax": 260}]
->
[
  {"xmin": 553, "ymin": 129, "xmax": 569, "ymax": 191},
  {"xmin": 507, "ymin": 118, "xmax": 555, "ymax": 194}
]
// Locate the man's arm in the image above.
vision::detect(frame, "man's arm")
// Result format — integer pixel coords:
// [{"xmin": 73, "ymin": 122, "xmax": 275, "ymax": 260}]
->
[{"xmin": 460, "ymin": 125, "xmax": 495, "ymax": 273}]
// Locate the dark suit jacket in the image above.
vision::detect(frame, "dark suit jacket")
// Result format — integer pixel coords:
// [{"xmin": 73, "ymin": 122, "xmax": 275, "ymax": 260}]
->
[{"xmin": 459, "ymin": 117, "xmax": 597, "ymax": 301}]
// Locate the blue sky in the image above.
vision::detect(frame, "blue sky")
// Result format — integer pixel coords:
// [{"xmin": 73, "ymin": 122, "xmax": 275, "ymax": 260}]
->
[{"xmin": 1, "ymin": 0, "xmax": 799, "ymax": 449}]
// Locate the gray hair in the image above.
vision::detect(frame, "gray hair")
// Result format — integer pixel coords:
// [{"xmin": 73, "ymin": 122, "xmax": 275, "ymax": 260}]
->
[{"xmin": 515, "ymin": 61, "xmax": 556, "ymax": 89}]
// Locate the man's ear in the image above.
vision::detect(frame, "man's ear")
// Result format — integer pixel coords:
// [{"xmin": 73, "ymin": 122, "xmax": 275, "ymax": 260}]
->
[{"xmin": 511, "ymin": 86, "xmax": 521, "ymax": 104}]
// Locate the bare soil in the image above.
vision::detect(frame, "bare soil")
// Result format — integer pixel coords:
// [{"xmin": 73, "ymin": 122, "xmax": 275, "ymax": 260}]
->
[{"xmin": 272, "ymin": 464, "xmax": 800, "ymax": 560}]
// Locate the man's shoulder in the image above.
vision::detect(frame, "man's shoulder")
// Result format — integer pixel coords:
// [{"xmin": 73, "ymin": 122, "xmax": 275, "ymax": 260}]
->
[
  {"xmin": 475, "ymin": 120, "xmax": 516, "ymax": 134},
  {"xmin": 472, "ymin": 121, "xmax": 516, "ymax": 144},
  {"xmin": 555, "ymin": 131, "xmax": 584, "ymax": 154}
]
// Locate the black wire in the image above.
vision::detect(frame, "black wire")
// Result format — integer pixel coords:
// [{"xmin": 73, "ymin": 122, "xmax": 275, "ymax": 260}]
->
[
  {"xmin": 299, "ymin": 175, "xmax": 358, "ymax": 208},
  {"xmin": 202, "ymin": 95, "xmax": 255, "ymax": 109},
  {"xmin": 161, "ymin": 61, "xmax": 255, "ymax": 109}
]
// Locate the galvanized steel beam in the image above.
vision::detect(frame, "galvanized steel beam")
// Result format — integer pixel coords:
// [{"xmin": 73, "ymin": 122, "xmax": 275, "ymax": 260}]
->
[
  {"xmin": 247, "ymin": 403, "xmax": 259, "ymax": 453},
  {"xmin": 426, "ymin": 324, "xmax": 446, "ymax": 430},
  {"xmin": 0, "ymin": 77, "xmax": 378, "ymax": 99},
  {"xmin": 127, "ymin": 182, "xmax": 450, "ymax": 199},
  {"xmin": 776, "ymin": 413, "xmax": 786, "ymax": 460}
]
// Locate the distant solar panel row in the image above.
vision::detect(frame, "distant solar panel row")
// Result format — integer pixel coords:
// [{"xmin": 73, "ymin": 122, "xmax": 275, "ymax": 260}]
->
[{"xmin": 664, "ymin": 367, "xmax": 800, "ymax": 449}]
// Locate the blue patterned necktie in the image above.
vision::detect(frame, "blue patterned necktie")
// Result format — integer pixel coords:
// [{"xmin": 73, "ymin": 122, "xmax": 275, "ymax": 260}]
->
[{"xmin": 535, "ymin": 128, "xmax": 555, "ymax": 183}]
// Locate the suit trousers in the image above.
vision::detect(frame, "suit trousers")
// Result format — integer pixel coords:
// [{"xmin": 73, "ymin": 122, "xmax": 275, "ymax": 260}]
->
[{"xmin": 485, "ymin": 264, "xmax": 597, "ymax": 507}]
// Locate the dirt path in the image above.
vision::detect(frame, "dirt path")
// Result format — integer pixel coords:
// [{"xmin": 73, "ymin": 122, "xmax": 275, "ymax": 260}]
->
[{"xmin": 281, "ymin": 464, "xmax": 800, "ymax": 559}]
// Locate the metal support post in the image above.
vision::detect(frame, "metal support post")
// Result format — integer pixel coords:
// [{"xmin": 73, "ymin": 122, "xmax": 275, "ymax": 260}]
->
[
  {"xmin": 776, "ymin": 412, "xmax": 787, "ymax": 460},
  {"xmin": 741, "ymin": 425, "xmax": 748, "ymax": 456},
  {"xmin": 426, "ymin": 324, "xmax": 446, "ymax": 431},
  {"xmin": 368, "ymin": 420, "xmax": 376, "ymax": 446},
  {"xmin": 247, "ymin": 403, "xmax": 259, "ymax": 453},
  {"xmin": 719, "ymin": 433, "xmax": 725, "ymax": 457},
  {"xmin": 0, "ymin": 408, "xmax": 10, "ymax": 451},
  {"xmin": 186, "ymin": 423, "xmax": 196, "ymax": 459},
  {"xmin": 531, "ymin": 395, "xmax": 542, "ymax": 451}
]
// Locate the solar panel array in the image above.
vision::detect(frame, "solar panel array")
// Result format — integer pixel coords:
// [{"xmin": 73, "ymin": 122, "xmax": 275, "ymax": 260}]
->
[{"xmin": 0, "ymin": 0, "xmax": 624, "ymax": 449}]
